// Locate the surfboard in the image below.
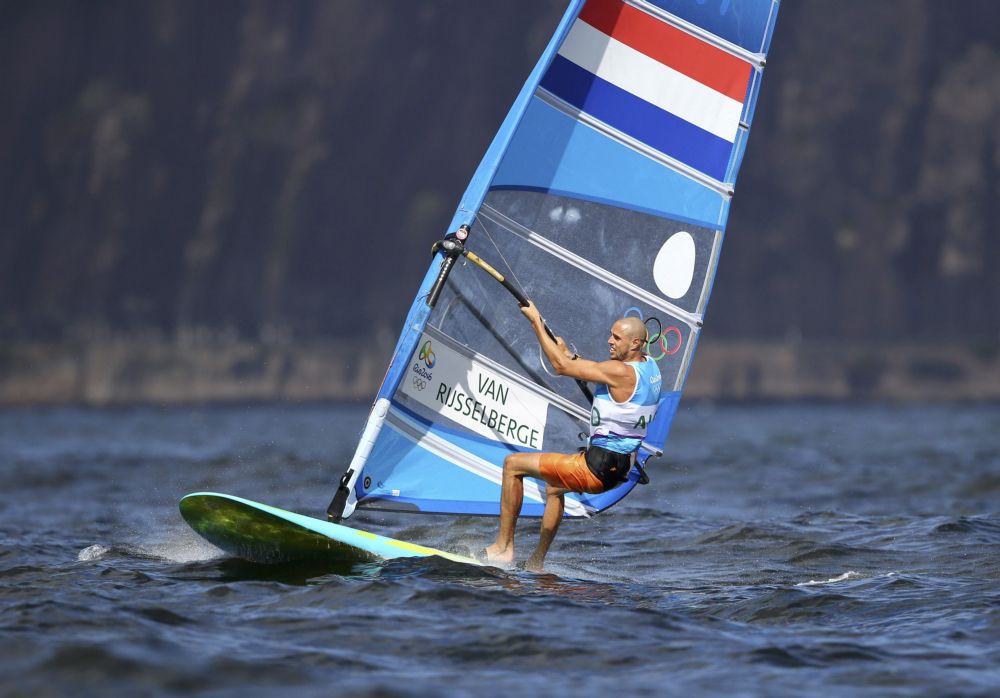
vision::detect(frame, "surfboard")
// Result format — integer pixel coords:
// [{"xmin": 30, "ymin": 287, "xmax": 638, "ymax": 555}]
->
[{"xmin": 179, "ymin": 492, "xmax": 482, "ymax": 566}]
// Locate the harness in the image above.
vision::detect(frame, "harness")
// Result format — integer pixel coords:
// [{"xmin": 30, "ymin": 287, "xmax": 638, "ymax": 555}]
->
[{"xmin": 584, "ymin": 445, "xmax": 634, "ymax": 490}]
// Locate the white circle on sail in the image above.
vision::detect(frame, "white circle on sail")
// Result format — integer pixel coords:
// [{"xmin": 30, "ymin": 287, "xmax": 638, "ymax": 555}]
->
[{"xmin": 653, "ymin": 231, "xmax": 696, "ymax": 299}]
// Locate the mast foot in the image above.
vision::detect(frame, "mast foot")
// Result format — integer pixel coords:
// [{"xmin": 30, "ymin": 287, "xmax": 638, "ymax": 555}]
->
[{"xmin": 326, "ymin": 471, "xmax": 353, "ymax": 522}]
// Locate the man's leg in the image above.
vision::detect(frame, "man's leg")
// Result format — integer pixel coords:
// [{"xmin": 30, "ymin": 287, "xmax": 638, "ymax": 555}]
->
[
  {"xmin": 524, "ymin": 484, "xmax": 569, "ymax": 572},
  {"xmin": 483, "ymin": 451, "xmax": 544, "ymax": 564}
]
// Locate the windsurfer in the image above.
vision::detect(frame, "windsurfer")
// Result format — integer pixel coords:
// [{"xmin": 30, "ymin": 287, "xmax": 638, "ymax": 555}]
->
[{"xmin": 482, "ymin": 301, "xmax": 661, "ymax": 571}]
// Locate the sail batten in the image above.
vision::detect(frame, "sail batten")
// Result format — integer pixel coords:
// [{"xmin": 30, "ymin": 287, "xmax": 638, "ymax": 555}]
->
[{"xmin": 335, "ymin": 0, "xmax": 780, "ymax": 521}]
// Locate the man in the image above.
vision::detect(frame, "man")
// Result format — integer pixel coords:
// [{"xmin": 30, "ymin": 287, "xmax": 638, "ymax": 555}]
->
[{"xmin": 482, "ymin": 301, "xmax": 661, "ymax": 571}]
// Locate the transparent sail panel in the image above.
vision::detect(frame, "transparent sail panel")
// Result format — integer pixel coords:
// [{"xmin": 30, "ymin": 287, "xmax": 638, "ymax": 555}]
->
[
  {"xmin": 483, "ymin": 190, "xmax": 721, "ymax": 317},
  {"xmin": 436, "ymin": 204, "xmax": 698, "ymax": 397}
]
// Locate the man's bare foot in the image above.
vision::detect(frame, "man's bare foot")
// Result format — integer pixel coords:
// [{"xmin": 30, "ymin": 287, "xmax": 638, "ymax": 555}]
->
[
  {"xmin": 523, "ymin": 555, "xmax": 545, "ymax": 572},
  {"xmin": 480, "ymin": 543, "xmax": 514, "ymax": 565}
]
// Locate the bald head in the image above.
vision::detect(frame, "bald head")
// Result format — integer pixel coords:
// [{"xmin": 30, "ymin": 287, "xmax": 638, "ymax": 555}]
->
[
  {"xmin": 617, "ymin": 316, "xmax": 648, "ymax": 345},
  {"xmin": 607, "ymin": 316, "xmax": 648, "ymax": 361}
]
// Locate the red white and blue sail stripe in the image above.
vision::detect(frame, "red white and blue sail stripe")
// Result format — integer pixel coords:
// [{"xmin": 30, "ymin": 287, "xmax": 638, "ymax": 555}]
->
[{"xmin": 541, "ymin": 0, "xmax": 752, "ymax": 181}]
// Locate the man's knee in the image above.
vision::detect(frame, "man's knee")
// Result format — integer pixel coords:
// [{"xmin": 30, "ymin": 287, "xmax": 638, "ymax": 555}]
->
[
  {"xmin": 503, "ymin": 452, "xmax": 539, "ymax": 478},
  {"xmin": 502, "ymin": 453, "xmax": 522, "ymax": 478}
]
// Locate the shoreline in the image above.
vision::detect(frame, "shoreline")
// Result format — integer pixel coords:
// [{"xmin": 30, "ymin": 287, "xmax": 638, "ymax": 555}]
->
[{"xmin": 2, "ymin": 337, "xmax": 998, "ymax": 406}]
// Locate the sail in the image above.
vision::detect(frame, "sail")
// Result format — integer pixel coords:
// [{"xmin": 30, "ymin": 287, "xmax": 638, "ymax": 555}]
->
[{"xmin": 333, "ymin": 0, "xmax": 780, "ymax": 519}]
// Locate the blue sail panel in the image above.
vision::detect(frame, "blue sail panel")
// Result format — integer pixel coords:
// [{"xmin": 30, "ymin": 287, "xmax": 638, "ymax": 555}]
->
[
  {"xmin": 356, "ymin": 403, "xmax": 610, "ymax": 517},
  {"xmin": 492, "ymin": 96, "xmax": 728, "ymax": 229}
]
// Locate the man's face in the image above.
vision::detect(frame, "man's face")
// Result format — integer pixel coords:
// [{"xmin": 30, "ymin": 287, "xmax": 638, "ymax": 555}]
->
[{"xmin": 607, "ymin": 321, "xmax": 635, "ymax": 361}]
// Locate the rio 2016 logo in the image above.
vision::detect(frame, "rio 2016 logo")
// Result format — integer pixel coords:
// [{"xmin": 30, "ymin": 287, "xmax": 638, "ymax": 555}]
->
[
  {"xmin": 410, "ymin": 339, "xmax": 435, "ymax": 389},
  {"xmin": 419, "ymin": 340, "xmax": 436, "ymax": 369}
]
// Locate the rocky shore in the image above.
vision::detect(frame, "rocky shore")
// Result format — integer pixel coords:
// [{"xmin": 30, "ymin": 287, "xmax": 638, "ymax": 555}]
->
[{"xmin": 3, "ymin": 337, "xmax": 997, "ymax": 406}]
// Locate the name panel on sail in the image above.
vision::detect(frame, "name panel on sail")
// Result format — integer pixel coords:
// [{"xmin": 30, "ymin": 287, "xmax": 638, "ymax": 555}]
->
[{"xmin": 397, "ymin": 333, "xmax": 549, "ymax": 450}]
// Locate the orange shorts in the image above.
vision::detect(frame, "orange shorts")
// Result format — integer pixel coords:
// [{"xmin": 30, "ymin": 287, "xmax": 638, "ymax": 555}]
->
[{"xmin": 539, "ymin": 451, "xmax": 606, "ymax": 494}]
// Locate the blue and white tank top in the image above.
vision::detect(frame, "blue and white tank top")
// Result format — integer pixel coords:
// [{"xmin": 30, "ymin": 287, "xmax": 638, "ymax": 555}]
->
[{"xmin": 589, "ymin": 357, "xmax": 662, "ymax": 455}]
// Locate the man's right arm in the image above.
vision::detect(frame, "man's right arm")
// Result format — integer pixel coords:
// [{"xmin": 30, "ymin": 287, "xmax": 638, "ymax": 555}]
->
[
  {"xmin": 520, "ymin": 301, "xmax": 632, "ymax": 391},
  {"xmin": 553, "ymin": 355, "xmax": 632, "ymax": 392}
]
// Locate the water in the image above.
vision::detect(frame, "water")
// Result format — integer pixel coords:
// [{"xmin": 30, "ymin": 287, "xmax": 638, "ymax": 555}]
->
[{"xmin": 2, "ymin": 403, "xmax": 999, "ymax": 696}]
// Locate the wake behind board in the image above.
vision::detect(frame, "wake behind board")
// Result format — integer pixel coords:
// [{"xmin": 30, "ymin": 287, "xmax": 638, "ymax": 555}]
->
[{"xmin": 179, "ymin": 492, "xmax": 481, "ymax": 566}]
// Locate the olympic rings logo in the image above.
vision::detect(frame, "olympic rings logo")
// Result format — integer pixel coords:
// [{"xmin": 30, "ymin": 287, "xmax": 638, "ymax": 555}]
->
[
  {"xmin": 623, "ymin": 306, "xmax": 682, "ymax": 361},
  {"xmin": 412, "ymin": 376, "xmax": 427, "ymax": 391},
  {"xmin": 646, "ymin": 327, "xmax": 682, "ymax": 360},
  {"xmin": 418, "ymin": 340, "xmax": 436, "ymax": 369}
]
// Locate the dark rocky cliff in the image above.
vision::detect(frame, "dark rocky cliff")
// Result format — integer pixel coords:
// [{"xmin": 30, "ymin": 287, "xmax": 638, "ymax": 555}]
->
[
  {"xmin": 2, "ymin": 1, "xmax": 998, "ymax": 403},
  {"xmin": 1, "ymin": 1, "xmax": 569, "ymax": 342}
]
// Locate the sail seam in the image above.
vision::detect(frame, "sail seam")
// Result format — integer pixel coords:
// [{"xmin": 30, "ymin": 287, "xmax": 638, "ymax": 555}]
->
[
  {"xmin": 625, "ymin": 0, "xmax": 766, "ymax": 67},
  {"xmin": 423, "ymin": 325, "xmax": 591, "ymax": 423},
  {"xmin": 479, "ymin": 204, "xmax": 703, "ymax": 329},
  {"xmin": 385, "ymin": 407, "xmax": 589, "ymax": 517},
  {"xmin": 535, "ymin": 88, "xmax": 733, "ymax": 197}
]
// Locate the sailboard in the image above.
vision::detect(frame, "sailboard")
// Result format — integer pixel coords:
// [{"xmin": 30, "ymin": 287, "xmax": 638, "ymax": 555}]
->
[
  {"xmin": 180, "ymin": 0, "xmax": 780, "ymax": 564},
  {"xmin": 180, "ymin": 493, "xmax": 481, "ymax": 565}
]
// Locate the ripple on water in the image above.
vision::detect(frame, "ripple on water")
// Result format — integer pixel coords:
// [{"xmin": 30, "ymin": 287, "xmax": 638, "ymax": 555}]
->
[
  {"xmin": 932, "ymin": 516, "xmax": 1000, "ymax": 541},
  {"xmin": 2, "ymin": 403, "xmax": 998, "ymax": 697}
]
